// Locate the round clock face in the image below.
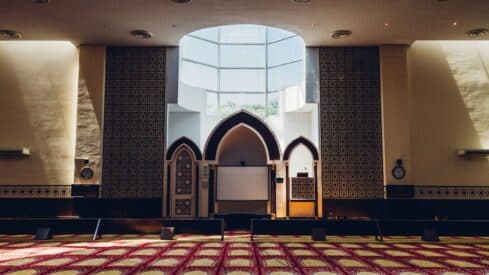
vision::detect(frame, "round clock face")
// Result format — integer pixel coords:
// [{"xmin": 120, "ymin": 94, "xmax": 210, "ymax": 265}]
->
[
  {"xmin": 80, "ymin": 167, "xmax": 94, "ymax": 180},
  {"xmin": 392, "ymin": 166, "xmax": 405, "ymax": 180}
]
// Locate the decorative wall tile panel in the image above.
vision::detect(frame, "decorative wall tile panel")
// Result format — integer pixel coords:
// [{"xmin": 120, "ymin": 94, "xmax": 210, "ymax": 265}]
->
[
  {"xmin": 102, "ymin": 47, "xmax": 165, "ymax": 198},
  {"xmin": 0, "ymin": 185, "xmax": 71, "ymax": 198},
  {"xmin": 415, "ymin": 186, "xmax": 489, "ymax": 199},
  {"xmin": 291, "ymin": 177, "xmax": 315, "ymax": 200},
  {"xmin": 319, "ymin": 47, "xmax": 383, "ymax": 199}
]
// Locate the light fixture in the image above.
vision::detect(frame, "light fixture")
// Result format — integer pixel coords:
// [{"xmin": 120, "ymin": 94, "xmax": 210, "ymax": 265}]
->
[
  {"xmin": 34, "ymin": 0, "xmax": 50, "ymax": 3},
  {"xmin": 130, "ymin": 30, "xmax": 153, "ymax": 39},
  {"xmin": 0, "ymin": 30, "xmax": 22, "ymax": 39},
  {"xmin": 465, "ymin": 28, "xmax": 488, "ymax": 38},
  {"xmin": 171, "ymin": 0, "xmax": 191, "ymax": 3},
  {"xmin": 451, "ymin": 21, "xmax": 458, "ymax": 27},
  {"xmin": 384, "ymin": 22, "xmax": 390, "ymax": 28},
  {"xmin": 291, "ymin": 0, "xmax": 311, "ymax": 2},
  {"xmin": 331, "ymin": 30, "xmax": 352, "ymax": 39}
]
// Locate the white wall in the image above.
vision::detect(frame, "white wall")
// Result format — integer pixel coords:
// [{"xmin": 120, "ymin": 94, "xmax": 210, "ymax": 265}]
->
[
  {"xmin": 265, "ymin": 111, "xmax": 313, "ymax": 151},
  {"xmin": 167, "ymin": 111, "xmax": 201, "ymax": 147},
  {"xmin": 289, "ymin": 144, "xmax": 314, "ymax": 178},
  {"xmin": 177, "ymin": 83, "xmax": 207, "ymax": 113}
]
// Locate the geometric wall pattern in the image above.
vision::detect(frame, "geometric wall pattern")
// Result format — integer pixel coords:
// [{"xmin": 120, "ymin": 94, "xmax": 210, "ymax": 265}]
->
[
  {"xmin": 319, "ymin": 47, "xmax": 384, "ymax": 199},
  {"xmin": 415, "ymin": 186, "xmax": 489, "ymax": 199},
  {"xmin": 102, "ymin": 47, "xmax": 166, "ymax": 198},
  {"xmin": 0, "ymin": 185, "xmax": 71, "ymax": 198},
  {"xmin": 291, "ymin": 177, "xmax": 315, "ymax": 200}
]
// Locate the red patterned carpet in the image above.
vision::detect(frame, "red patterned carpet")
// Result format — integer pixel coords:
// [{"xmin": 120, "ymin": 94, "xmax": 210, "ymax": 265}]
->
[{"xmin": 1, "ymin": 233, "xmax": 489, "ymax": 275}]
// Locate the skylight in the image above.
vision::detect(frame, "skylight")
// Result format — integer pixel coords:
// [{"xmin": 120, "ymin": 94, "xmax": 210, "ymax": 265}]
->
[{"xmin": 179, "ymin": 24, "xmax": 305, "ymax": 118}]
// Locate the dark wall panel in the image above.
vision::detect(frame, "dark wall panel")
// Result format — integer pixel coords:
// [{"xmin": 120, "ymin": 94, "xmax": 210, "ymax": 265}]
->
[
  {"xmin": 103, "ymin": 47, "xmax": 166, "ymax": 198},
  {"xmin": 319, "ymin": 47, "xmax": 383, "ymax": 199}
]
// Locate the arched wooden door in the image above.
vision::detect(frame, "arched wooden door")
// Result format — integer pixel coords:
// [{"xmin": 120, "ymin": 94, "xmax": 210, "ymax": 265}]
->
[{"xmin": 169, "ymin": 147, "xmax": 198, "ymax": 217}]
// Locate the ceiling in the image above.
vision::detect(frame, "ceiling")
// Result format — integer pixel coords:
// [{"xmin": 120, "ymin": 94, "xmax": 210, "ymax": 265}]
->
[{"xmin": 1, "ymin": 0, "xmax": 488, "ymax": 46}]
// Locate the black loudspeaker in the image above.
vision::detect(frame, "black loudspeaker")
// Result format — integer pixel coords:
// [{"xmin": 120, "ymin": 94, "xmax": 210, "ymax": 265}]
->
[
  {"xmin": 160, "ymin": 227, "xmax": 174, "ymax": 240},
  {"xmin": 71, "ymin": 184, "xmax": 100, "ymax": 198},
  {"xmin": 35, "ymin": 227, "xmax": 52, "ymax": 240},
  {"xmin": 386, "ymin": 185, "xmax": 415, "ymax": 199},
  {"xmin": 311, "ymin": 227, "xmax": 326, "ymax": 241},
  {"xmin": 422, "ymin": 228, "xmax": 439, "ymax": 242}
]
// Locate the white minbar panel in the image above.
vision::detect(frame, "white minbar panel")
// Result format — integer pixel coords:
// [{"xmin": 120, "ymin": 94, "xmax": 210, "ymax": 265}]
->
[{"xmin": 217, "ymin": 166, "xmax": 268, "ymax": 200}]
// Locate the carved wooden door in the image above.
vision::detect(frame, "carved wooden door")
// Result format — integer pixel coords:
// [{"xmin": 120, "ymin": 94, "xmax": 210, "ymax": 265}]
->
[{"xmin": 170, "ymin": 148, "xmax": 196, "ymax": 217}]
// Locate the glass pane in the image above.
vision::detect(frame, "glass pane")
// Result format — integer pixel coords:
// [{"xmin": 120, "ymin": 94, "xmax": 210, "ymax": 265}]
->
[
  {"xmin": 267, "ymin": 92, "xmax": 280, "ymax": 116},
  {"xmin": 191, "ymin": 27, "xmax": 218, "ymax": 42},
  {"xmin": 181, "ymin": 36, "xmax": 218, "ymax": 66},
  {"xmin": 220, "ymin": 93, "xmax": 266, "ymax": 118},
  {"xmin": 220, "ymin": 45, "xmax": 266, "ymax": 68},
  {"xmin": 220, "ymin": 25, "xmax": 266, "ymax": 44},
  {"xmin": 206, "ymin": 91, "xmax": 219, "ymax": 115},
  {"xmin": 267, "ymin": 27, "xmax": 296, "ymax": 43},
  {"xmin": 181, "ymin": 60, "xmax": 218, "ymax": 91},
  {"xmin": 268, "ymin": 36, "xmax": 304, "ymax": 67},
  {"xmin": 220, "ymin": 69, "xmax": 266, "ymax": 92},
  {"xmin": 268, "ymin": 61, "xmax": 304, "ymax": 91}
]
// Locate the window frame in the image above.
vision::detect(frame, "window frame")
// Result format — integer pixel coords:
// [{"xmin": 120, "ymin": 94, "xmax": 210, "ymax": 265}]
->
[{"xmin": 180, "ymin": 25, "xmax": 305, "ymax": 117}]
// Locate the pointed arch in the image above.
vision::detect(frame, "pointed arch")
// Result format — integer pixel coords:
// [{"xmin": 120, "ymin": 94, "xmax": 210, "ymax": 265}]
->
[
  {"xmin": 166, "ymin": 136, "xmax": 202, "ymax": 161},
  {"xmin": 283, "ymin": 136, "xmax": 319, "ymax": 161},
  {"xmin": 217, "ymin": 124, "xmax": 268, "ymax": 165},
  {"xmin": 204, "ymin": 111, "xmax": 281, "ymax": 161}
]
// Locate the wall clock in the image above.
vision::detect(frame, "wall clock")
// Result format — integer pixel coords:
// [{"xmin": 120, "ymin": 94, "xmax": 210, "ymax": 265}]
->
[
  {"xmin": 392, "ymin": 159, "xmax": 406, "ymax": 180},
  {"xmin": 80, "ymin": 167, "xmax": 94, "ymax": 180}
]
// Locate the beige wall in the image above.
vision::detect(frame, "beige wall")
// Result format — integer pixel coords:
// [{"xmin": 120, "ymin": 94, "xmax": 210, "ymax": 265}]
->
[
  {"xmin": 75, "ymin": 46, "xmax": 105, "ymax": 185},
  {"xmin": 2, "ymin": 40, "xmax": 487, "ymax": 194},
  {"xmin": 0, "ymin": 42, "xmax": 79, "ymax": 185},
  {"xmin": 382, "ymin": 42, "xmax": 489, "ymax": 187},
  {"xmin": 380, "ymin": 45, "xmax": 413, "ymax": 185},
  {"xmin": 407, "ymin": 41, "xmax": 489, "ymax": 186},
  {"xmin": 78, "ymin": 46, "xmax": 105, "ymax": 127}
]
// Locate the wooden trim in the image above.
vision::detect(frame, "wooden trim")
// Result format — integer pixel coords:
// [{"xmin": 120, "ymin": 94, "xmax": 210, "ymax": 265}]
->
[
  {"xmin": 166, "ymin": 163, "xmax": 171, "ymax": 216},
  {"xmin": 271, "ymin": 165, "xmax": 277, "ymax": 215},
  {"xmin": 314, "ymin": 162, "xmax": 318, "ymax": 217},
  {"xmin": 195, "ymin": 164, "xmax": 199, "ymax": 216},
  {"xmin": 208, "ymin": 167, "xmax": 215, "ymax": 215},
  {"xmin": 285, "ymin": 163, "xmax": 290, "ymax": 217}
]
